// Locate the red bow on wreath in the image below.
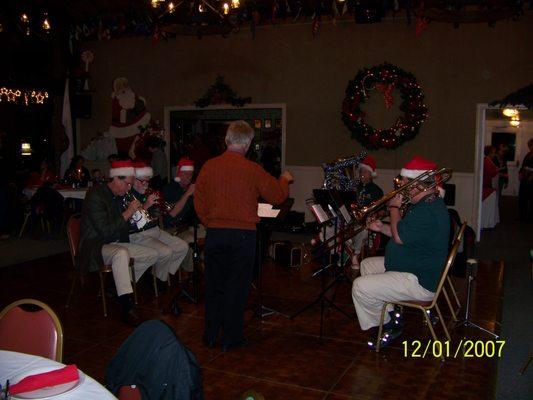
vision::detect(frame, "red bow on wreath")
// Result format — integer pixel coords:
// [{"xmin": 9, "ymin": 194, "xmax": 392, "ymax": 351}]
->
[{"xmin": 375, "ymin": 83, "xmax": 395, "ymax": 109}]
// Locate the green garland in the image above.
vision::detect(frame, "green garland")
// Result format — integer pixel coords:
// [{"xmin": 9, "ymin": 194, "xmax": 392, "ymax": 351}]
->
[
  {"xmin": 341, "ymin": 63, "xmax": 428, "ymax": 150},
  {"xmin": 194, "ymin": 75, "xmax": 251, "ymax": 108}
]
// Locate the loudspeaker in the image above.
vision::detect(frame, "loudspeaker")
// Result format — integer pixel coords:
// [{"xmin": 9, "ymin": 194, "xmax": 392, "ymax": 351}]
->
[{"xmin": 72, "ymin": 94, "xmax": 92, "ymax": 119}]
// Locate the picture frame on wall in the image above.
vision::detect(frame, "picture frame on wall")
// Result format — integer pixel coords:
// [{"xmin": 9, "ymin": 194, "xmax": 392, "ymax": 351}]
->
[
  {"xmin": 264, "ymin": 119, "xmax": 271, "ymax": 129},
  {"xmin": 254, "ymin": 119, "xmax": 262, "ymax": 129},
  {"xmin": 275, "ymin": 119, "xmax": 282, "ymax": 128}
]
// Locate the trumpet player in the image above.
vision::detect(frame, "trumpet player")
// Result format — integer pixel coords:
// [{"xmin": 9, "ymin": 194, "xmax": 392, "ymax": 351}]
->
[
  {"xmin": 351, "ymin": 156, "xmax": 450, "ymax": 348},
  {"xmin": 79, "ymin": 160, "xmax": 159, "ymax": 326},
  {"xmin": 127, "ymin": 163, "xmax": 191, "ymax": 287}
]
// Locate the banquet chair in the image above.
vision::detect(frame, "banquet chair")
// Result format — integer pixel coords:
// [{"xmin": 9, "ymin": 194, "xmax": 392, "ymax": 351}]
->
[
  {"xmin": 376, "ymin": 222, "xmax": 467, "ymax": 359},
  {"xmin": 65, "ymin": 214, "xmax": 138, "ymax": 316},
  {"xmin": 0, "ymin": 299, "xmax": 63, "ymax": 362}
]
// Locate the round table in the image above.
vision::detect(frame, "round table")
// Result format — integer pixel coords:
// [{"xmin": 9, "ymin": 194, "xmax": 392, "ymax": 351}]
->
[{"xmin": 0, "ymin": 350, "xmax": 116, "ymax": 399}]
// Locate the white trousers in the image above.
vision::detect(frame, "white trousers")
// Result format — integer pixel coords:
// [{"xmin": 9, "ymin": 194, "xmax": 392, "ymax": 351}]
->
[
  {"xmin": 129, "ymin": 227, "xmax": 190, "ymax": 281},
  {"xmin": 351, "ymin": 256, "xmax": 435, "ymax": 330},
  {"xmin": 101, "ymin": 242, "xmax": 159, "ymax": 297}
]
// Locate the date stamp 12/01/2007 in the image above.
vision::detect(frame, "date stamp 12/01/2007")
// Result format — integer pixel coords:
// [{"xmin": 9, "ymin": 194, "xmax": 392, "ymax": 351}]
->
[{"xmin": 402, "ymin": 340, "xmax": 505, "ymax": 359}]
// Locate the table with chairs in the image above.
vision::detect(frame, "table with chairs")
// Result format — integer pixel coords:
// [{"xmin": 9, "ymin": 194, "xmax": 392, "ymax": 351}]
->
[
  {"xmin": 0, "ymin": 350, "xmax": 116, "ymax": 399},
  {"xmin": 0, "ymin": 299, "xmax": 116, "ymax": 399}
]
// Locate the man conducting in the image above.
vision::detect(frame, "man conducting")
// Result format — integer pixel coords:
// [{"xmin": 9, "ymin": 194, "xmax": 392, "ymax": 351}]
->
[
  {"xmin": 128, "ymin": 163, "xmax": 192, "ymax": 285},
  {"xmin": 194, "ymin": 120, "xmax": 293, "ymax": 352},
  {"xmin": 351, "ymin": 155, "xmax": 450, "ymax": 347},
  {"xmin": 78, "ymin": 160, "xmax": 159, "ymax": 326}
]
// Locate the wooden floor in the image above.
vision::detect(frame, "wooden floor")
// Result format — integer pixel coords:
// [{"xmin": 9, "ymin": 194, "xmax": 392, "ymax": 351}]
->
[{"xmin": 0, "ymin": 251, "xmax": 504, "ymax": 399}]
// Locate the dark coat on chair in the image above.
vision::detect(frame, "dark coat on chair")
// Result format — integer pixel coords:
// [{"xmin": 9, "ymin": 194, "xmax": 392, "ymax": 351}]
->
[
  {"xmin": 78, "ymin": 184, "xmax": 129, "ymax": 273},
  {"xmin": 105, "ymin": 320, "xmax": 204, "ymax": 400}
]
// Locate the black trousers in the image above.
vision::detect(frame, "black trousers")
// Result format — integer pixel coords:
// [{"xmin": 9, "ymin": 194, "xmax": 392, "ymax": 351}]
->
[{"xmin": 204, "ymin": 228, "xmax": 256, "ymax": 346}]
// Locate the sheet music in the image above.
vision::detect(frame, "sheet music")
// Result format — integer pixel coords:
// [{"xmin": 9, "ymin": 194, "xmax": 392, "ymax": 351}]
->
[
  {"xmin": 258, "ymin": 203, "xmax": 280, "ymax": 218},
  {"xmin": 310, "ymin": 204, "xmax": 329, "ymax": 224}
]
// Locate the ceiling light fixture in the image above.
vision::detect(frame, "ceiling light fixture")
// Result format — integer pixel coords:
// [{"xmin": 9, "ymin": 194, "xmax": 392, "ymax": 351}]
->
[{"xmin": 502, "ymin": 108, "xmax": 518, "ymax": 117}]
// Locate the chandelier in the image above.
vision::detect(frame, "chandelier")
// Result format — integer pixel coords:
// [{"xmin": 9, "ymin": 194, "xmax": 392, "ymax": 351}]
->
[{"xmin": 150, "ymin": 0, "xmax": 242, "ymax": 36}]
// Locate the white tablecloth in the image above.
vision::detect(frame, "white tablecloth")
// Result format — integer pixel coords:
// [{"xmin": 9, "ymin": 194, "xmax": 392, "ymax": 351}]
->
[
  {"xmin": 0, "ymin": 350, "xmax": 116, "ymax": 399},
  {"xmin": 23, "ymin": 188, "xmax": 88, "ymax": 200},
  {"xmin": 481, "ymin": 190, "xmax": 500, "ymax": 229}
]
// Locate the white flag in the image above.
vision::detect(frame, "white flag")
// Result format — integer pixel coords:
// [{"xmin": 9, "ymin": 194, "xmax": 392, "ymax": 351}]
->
[{"xmin": 60, "ymin": 79, "xmax": 74, "ymax": 178}]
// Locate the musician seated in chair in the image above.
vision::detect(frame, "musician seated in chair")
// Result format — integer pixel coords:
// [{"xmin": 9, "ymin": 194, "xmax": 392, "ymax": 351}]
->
[
  {"xmin": 351, "ymin": 156, "xmax": 450, "ymax": 348},
  {"xmin": 162, "ymin": 157, "xmax": 201, "ymax": 243},
  {"xmin": 350, "ymin": 155, "xmax": 383, "ymax": 270},
  {"xmin": 79, "ymin": 160, "xmax": 159, "ymax": 326},
  {"xmin": 127, "ymin": 163, "xmax": 192, "ymax": 288}
]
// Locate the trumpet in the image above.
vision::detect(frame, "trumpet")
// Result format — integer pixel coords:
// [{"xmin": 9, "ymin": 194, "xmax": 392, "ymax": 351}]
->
[
  {"xmin": 122, "ymin": 191, "xmax": 158, "ymax": 225},
  {"xmin": 352, "ymin": 167, "xmax": 452, "ymax": 224}
]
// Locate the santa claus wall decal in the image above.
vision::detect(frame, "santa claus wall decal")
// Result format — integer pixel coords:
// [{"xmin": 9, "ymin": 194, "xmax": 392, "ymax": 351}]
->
[{"xmin": 109, "ymin": 77, "xmax": 151, "ymax": 139}]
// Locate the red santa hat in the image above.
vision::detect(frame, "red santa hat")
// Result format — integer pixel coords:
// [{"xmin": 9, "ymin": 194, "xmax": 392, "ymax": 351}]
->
[
  {"xmin": 133, "ymin": 162, "xmax": 153, "ymax": 179},
  {"xmin": 109, "ymin": 160, "xmax": 135, "ymax": 178},
  {"xmin": 174, "ymin": 157, "xmax": 194, "ymax": 183},
  {"xmin": 359, "ymin": 155, "xmax": 378, "ymax": 177},
  {"xmin": 400, "ymin": 155, "xmax": 438, "ymax": 179}
]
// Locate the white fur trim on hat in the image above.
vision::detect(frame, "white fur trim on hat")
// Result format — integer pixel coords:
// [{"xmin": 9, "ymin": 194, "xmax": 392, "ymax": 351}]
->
[
  {"xmin": 179, "ymin": 166, "xmax": 194, "ymax": 172},
  {"xmin": 359, "ymin": 163, "xmax": 377, "ymax": 178},
  {"xmin": 135, "ymin": 166, "xmax": 153, "ymax": 178},
  {"xmin": 109, "ymin": 167, "xmax": 135, "ymax": 178},
  {"xmin": 400, "ymin": 169, "xmax": 428, "ymax": 179}
]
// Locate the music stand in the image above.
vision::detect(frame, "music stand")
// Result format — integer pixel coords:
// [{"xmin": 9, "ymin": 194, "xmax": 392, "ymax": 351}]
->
[
  {"xmin": 290, "ymin": 190, "xmax": 355, "ymax": 338},
  {"xmin": 255, "ymin": 199, "xmax": 293, "ymax": 319},
  {"xmin": 454, "ymin": 259, "xmax": 499, "ymax": 338}
]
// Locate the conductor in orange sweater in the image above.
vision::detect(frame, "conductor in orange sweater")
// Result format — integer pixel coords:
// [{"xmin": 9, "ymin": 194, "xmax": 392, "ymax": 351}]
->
[{"xmin": 194, "ymin": 120, "xmax": 293, "ymax": 352}]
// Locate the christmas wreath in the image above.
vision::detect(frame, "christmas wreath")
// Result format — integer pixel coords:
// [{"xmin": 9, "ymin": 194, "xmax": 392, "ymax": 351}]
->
[{"xmin": 341, "ymin": 63, "xmax": 428, "ymax": 150}]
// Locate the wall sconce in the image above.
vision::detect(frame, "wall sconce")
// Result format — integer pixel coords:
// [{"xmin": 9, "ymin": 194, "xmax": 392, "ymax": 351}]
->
[{"xmin": 21, "ymin": 142, "xmax": 32, "ymax": 156}]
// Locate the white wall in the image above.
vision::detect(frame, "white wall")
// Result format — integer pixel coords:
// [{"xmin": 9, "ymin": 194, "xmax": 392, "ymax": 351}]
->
[{"xmin": 287, "ymin": 165, "xmax": 475, "ymax": 225}]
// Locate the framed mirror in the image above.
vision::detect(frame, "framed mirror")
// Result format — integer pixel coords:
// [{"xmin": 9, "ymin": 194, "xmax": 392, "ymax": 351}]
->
[{"xmin": 164, "ymin": 104, "xmax": 285, "ymax": 178}]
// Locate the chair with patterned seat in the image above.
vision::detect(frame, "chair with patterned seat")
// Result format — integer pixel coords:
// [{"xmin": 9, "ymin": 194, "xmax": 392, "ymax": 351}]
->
[
  {"xmin": 0, "ymin": 299, "xmax": 63, "ymax": 362},
  {"xmin": 375, "ymin": 222, "xmax": 467, "ymax": 359}
]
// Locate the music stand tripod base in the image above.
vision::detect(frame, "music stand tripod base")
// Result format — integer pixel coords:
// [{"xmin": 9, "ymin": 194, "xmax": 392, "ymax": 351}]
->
[{"xmin": 455, "ymin": 259, "xmax": 499, "ymax": 339}]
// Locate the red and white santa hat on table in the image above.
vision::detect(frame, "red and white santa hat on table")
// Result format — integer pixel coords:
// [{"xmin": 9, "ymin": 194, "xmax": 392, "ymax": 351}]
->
[
  {"xmin": 133, "ymin": 162, "xmax": 153, "ymax": 179},
  {"xmin": 400, "ymin": 155, "xmax": 445, "ymax": 197},
  {"xmin": 109, "ymin": 160, "xmax": 135, "ymax": 178},
  {"xmin": 174, "ymin": 157, "xmax": 194, "ymax": 182},
  {"xmin": 359, "ymin": 155, "xmax": 378, "ymax": 178}
]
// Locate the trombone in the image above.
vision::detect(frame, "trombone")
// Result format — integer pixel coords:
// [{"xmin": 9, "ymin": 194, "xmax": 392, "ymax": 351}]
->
[
  {"xmin": 351, "ymin": 167, "xmax": 452, "ymax": 224},
  {"xmin": 312, "ymin": 167, "xmax": 452, "ymax": 257}
]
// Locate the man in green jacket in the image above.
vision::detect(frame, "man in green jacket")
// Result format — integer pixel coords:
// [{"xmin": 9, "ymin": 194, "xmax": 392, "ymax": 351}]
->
[
  {"xmin": 351, "ymin": 156, "xmax": 450, "ymax": 347},
  {"xmin": 78, "ymin": 160, "xmax": 158, "ymax": 326}
]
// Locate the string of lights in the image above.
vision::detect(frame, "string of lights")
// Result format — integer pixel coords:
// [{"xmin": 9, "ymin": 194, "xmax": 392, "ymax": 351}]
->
[{"xmin": 0, "ymin": 87, "xmax": 50, "ymax": 106}]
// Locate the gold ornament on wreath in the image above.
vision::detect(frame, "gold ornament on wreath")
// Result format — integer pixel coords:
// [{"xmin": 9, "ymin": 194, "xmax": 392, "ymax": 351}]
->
[{"xmin": 341, "ymin": 63, "xmax": 428, "ymax": 150}]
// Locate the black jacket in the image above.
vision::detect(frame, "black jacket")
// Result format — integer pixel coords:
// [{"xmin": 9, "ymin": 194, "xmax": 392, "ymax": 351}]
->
[
  {"xmin": 105, "ymin": 320, "xmax": 204, "ymax": 400},
  {"xmin": 78, "ymin": 184, "xmax": 129, "ymax": 273}
]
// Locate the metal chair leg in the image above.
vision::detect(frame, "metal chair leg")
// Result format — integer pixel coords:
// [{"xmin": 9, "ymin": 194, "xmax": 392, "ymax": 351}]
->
[
  {"xmin": 129, "ymin": 261, "xmax": 137, "ymax": 305},
  {"xmin": 375, "ymin": 303, "xmax": 389, "ymax": 353},
  {"xmin": 423, "ymin": 308, "xmax": 444, "ymax": 361},
  {"xmin": 434, "ymin": 304, "xmax": 451, "ymax": 342},
  {"xmin": 19, "ymin": 212, "xmax": 31, "ymax": 238},
  {"xmin": 447, "ymin": 276, "xmax": 461, "ymax": 309},
  {"xmin": 442, "ymin": 287, "xmax": 457, "ymax": 322},
  {"xmin": 99, "ymin": 271, "xmax": 108, "ymax": 317}
]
